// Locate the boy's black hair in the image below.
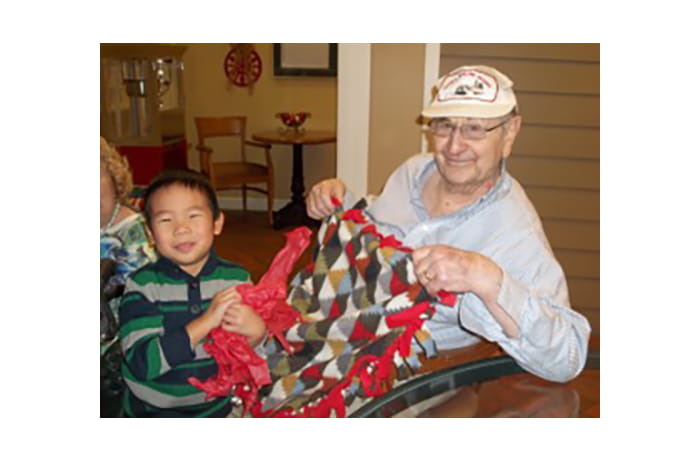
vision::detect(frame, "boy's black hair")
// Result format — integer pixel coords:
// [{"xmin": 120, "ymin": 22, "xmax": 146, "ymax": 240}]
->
[{"xmin": 142, "ymin": 169, "xmax": 220, "ymax": 226}]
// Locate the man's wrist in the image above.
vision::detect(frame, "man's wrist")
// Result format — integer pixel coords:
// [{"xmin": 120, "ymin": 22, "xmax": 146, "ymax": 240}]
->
[
  {"xmin": 490, "ymin": 264, "xmax": 504, "ymax": 304},
  {"xmin": 477, "ymin": 256, "xmax": 503, "ymax": 305}
]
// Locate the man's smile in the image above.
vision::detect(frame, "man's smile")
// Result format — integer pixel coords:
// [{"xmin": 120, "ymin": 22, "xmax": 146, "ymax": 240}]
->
[{"xmin": 442, "ymin": 155, "xmax": 477, "ymax": 166}]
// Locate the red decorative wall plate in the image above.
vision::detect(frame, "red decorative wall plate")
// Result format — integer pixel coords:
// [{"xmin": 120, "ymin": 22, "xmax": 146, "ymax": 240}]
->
[{"xmin": 224, "ymin": 48, "xmax": 262, "ymax": 87}]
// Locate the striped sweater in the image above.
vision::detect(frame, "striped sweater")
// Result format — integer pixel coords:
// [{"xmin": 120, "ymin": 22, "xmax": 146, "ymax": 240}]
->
[{"xmin": 119, "ymin": 249, "xmax": 250, "ymax": 417}]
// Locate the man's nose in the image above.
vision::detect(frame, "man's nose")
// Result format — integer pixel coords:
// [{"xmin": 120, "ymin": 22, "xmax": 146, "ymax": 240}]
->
[{"xmin": 445, "ymin": 128, "xmax": 469, "ymax": 154}]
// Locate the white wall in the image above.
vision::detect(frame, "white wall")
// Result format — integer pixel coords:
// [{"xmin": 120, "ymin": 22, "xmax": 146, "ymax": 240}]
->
[{"xmin": 336, "ymin": 44, "xmax": 371, "ymax": 197}]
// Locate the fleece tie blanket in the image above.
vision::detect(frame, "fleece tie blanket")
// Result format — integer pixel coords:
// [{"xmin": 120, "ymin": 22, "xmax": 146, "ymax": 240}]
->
[{"xmin": 190, "ymin": 199, "xmax": 455, "ymax": 417}]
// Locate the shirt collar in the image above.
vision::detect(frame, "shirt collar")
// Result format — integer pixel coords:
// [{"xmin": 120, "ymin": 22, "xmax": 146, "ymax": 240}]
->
[
  {"xmin": 410, "ymin": 156, "xmax": 511, "ymax": 222},
  {"xmin": 153, "ymin": 247, "xmax": 219, "ymax": 280}
]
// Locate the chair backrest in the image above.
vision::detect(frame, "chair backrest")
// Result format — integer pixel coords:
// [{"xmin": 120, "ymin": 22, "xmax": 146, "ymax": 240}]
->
[{"xmin": 194, "ymin": 116, "xmax": 248, "ymax": 162}]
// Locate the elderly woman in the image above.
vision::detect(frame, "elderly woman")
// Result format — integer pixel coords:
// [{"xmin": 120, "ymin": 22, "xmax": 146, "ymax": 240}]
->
[
  {"xmin": 100, "ymin": 137, "xmax": 156, "ymax": 346},
  {"xmin": 101, "ymin": 137, "xmax": 156, "ymax": 416}
]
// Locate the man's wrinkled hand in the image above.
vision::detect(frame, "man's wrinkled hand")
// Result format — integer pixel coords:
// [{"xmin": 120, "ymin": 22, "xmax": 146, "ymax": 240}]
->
[
  {"xmin": 412, "ymin": 245, "xmax": 502, "ymax": 303},
  {"xmin": 306, "ymin": 178, "xmax": 346, "ymax": 220}
]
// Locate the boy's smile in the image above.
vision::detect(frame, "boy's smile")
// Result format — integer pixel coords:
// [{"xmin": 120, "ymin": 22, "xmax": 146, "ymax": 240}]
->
[
  {"xmin": 175, "ymin": 242, "xmax": 196, "ymax": 253},
  {"xmin": 148, "ymin": 183, "xmax": 224, "ymax": 276}
]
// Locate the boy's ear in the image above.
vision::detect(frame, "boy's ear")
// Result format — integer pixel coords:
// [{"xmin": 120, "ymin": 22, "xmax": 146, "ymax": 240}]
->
[
  {"xmin": 145, "ymin": 224, "xmax": 155, "ymax": 243},
  {"xmin": 213, "ymin": 211, "xmax": 224, "ymax": 236}
]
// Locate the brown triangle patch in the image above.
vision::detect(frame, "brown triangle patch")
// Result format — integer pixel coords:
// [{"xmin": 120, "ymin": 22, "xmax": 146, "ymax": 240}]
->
[
  {"xmin": 327, "ymin": 339, "xmax": 346, "ymax": 357},
  {"xmin": 313, "ymin": 251, "xmax": 329, "ymax": 276},
  {"xmin": 281, "ymin": 374, "xmax": 298, "ymax": 395},
  {"xmin": 328, "ymin": 268, "xmax": 348, "ymax": 292},
  {"xmin": 380, "ymin": 246, "xmax": 397, "ymax": 262}
]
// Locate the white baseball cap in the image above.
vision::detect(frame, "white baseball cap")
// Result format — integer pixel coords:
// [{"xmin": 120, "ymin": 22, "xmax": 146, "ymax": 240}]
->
[{"xmin": 422, "ymin": 65, "xmax": 518, "ymax": 119}]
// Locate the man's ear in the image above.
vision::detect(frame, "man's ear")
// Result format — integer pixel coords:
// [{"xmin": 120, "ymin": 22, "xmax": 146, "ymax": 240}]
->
[
  {"xmin": 501, "ymin": 115, "xmax": 522, "ymax": 160},
  {"xmin": 213, "ymin": 211, "xmax": 225, "ymax": 236}
]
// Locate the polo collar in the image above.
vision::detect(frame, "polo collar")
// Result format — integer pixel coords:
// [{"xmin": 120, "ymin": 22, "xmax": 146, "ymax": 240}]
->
[
  {"xmin": 154, "ymin": 248, "xmax": 219, "ymax": 280},
  {"xmin": 411, "ymin": 157, "xmax": 511, "ymax": 222}
]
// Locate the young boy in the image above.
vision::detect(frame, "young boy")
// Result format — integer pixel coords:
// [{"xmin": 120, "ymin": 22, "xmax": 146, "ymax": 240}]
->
[{"xmin": 119, "ymin": 169, "xmax": 266, "ymax": 417}]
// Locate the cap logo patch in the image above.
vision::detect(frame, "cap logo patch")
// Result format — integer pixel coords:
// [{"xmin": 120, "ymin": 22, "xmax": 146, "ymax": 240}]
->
[{"xmin": 437, "ymin": 69, "xmax": 499, "ymax": 103}]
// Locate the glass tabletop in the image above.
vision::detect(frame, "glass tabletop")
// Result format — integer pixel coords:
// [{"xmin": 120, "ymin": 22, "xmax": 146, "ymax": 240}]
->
[{"xmin": 351, "ymin": 351, "xmax": 600, "ymax": 418}]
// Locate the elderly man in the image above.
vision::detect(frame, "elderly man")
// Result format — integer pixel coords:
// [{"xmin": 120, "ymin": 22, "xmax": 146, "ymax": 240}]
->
[{"xmin": 306, "ymin": 65, "xmax": 590, "ymax": 383}]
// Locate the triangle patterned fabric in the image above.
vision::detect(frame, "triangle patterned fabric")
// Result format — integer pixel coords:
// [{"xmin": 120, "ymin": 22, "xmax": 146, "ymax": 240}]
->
[{"xmin": 241, "ymin": 199, "xmax": 455, "ymax": 417}]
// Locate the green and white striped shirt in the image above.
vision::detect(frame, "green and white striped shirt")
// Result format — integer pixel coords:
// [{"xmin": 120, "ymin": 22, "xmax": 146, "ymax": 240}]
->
[{"xmin": 119, "ymin": 249, "xmax": 250, "ymax": 417}]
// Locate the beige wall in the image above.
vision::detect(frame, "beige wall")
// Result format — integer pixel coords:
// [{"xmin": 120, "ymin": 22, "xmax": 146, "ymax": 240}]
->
[
  {"xmin": 183, "ymin": 43, "xmax": 337, "ymax": 203},
  {"xmin": 367, "ymin": 44, "xmax": 426, "ymax": 195},
  {"xmin": 440, "ymin": 43, "xmax": 601, "ymax": 334}
]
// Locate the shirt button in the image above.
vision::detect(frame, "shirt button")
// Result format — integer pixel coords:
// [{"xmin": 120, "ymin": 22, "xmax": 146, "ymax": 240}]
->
[
  {"xmin": 189, "ymin": 281, "xmax": 199, "ymax": 290},
  {"xmin": 190, "ymin": 304, "xmax": 201, "ymax": 314}
]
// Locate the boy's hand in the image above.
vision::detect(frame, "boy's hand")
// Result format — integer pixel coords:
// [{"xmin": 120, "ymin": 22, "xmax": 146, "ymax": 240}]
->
[
  {"xmin": 222, "ymin": 302, "xmax": 267, "ymax": 347},
  {"xmin": 186, "ymin": 286, "xmax": 241, "ymax": 348},
  {"xmin": 202, "ymin": 286, "xmax": 241, "ymax": 330}
]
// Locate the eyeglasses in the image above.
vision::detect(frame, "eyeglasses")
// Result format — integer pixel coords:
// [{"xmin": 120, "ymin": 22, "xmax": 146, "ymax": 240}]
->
[{"xmin": 428, "ymin": 117, "xmax": 511, "ymax": 140}]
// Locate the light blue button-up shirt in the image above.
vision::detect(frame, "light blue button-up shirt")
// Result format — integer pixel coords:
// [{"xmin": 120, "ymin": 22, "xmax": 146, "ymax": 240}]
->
[{"xmin": 345, "ymin": 153, "xmax": 591, "ymax": 382}]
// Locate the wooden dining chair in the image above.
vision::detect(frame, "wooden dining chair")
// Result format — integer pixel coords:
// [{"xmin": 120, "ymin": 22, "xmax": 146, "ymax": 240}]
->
[{"xmin": 194, "ymin": 116, "xmax": 274, "ymax": 225}]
